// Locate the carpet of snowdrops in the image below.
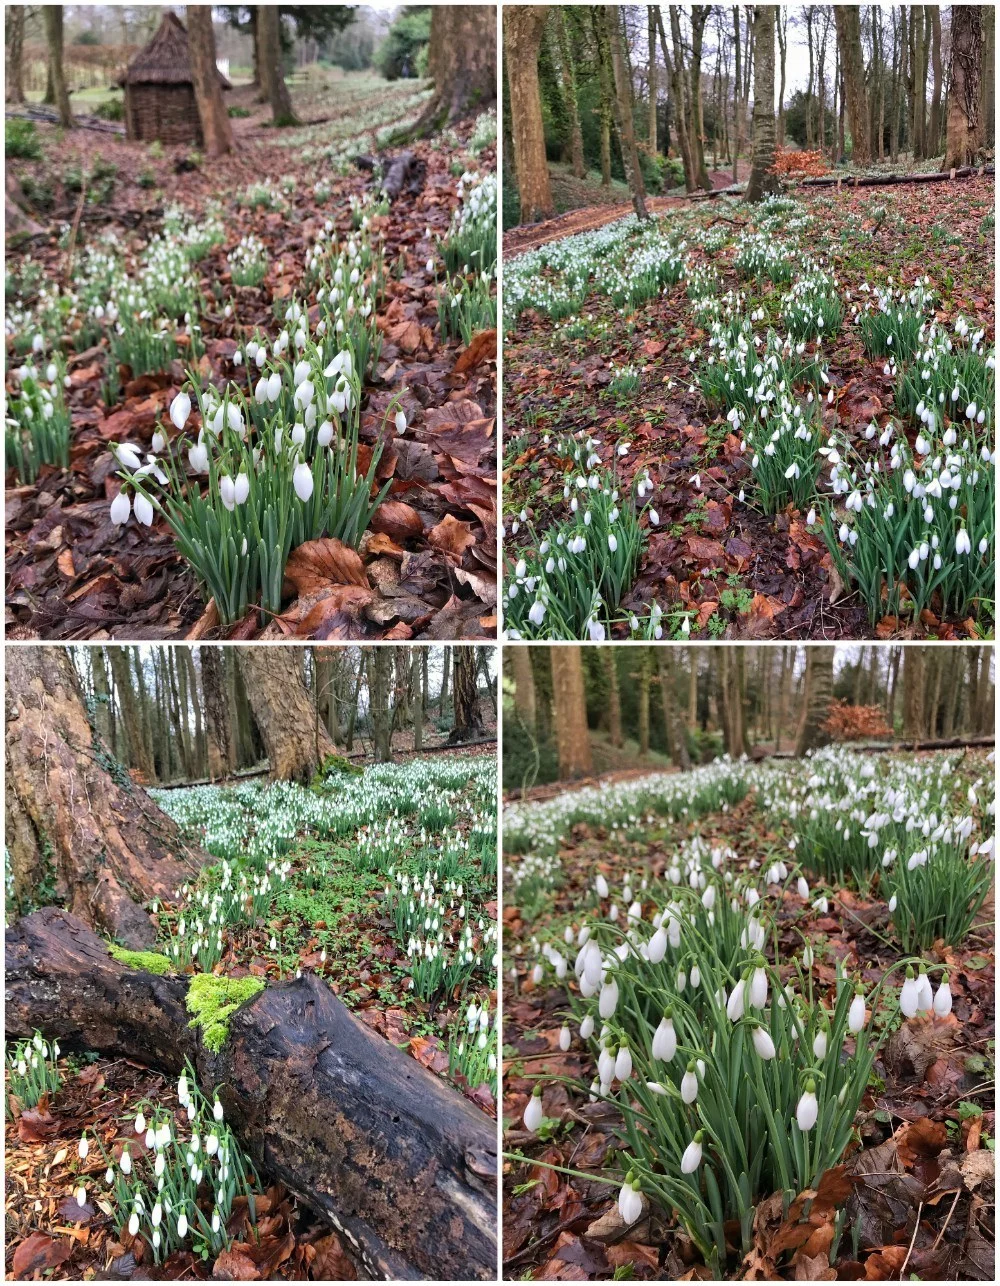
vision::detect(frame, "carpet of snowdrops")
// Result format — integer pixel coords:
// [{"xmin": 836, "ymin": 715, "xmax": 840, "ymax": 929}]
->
[
  {"xmin": 146, "ymin": 754, "xmax": 499, "ymax": 1103},
  {"xmin": 502, "ymin": 749, "xmax": 995, "ymax": 1278},
  {"xmin": 6, "ymin": 96, "xmax": 497, "ymax": 639},
  {"xmin": 502, "ymin": 180, "xmax": 995, "ymax": 642}
]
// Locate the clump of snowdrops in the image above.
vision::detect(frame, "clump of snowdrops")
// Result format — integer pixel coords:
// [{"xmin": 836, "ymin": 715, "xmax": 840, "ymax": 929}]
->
[
  {"xmin": 85, "ymin": 1064, "xmax": 258, "ymax": 1265},
  {"xmin": 503, "ymin": 436, "xmax": 650, "ymax": 640},
  {"xmin": 6, "ymin": 1031, "xmax": 61, "ymax": 1114},
  {"xmin": 519, "ymin": 856, "xmax": 945, "ymax": 1274},
  {"xmin": 817, "ymin": 418, "xmax": 994, "ymax": 624},
  {"xmin": 4, "ymin": 356, "xmax": 71, "ymax": 483},
  {"xmin": 107, "ymin": 334, "xmax": 401, "ymax": 624},
  {"xmin": 448, "ymin": 997, "xmax": 498, "ymax": 1097}
]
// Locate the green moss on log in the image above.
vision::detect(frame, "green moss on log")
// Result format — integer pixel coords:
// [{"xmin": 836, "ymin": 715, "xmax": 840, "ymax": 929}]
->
[
  {"xmin": 107, "ymin": 944, "xmax": 174, "ymax": 974},
  {"xmin": 186, "ymin": 974, "xmax": 264, "ymax": 1053}
]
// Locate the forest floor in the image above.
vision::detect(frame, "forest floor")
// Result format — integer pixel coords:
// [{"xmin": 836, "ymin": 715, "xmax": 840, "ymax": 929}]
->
[
  {"xmin": 5, "ymin": 753, "xmax": 498, "ymax": 1280},
  {"xmin": 5, "ymin": 68, "xmax": 497, "ymax": 641},
  {"xmin": 502, "ymin": 176, "xmax": 995, "ymax": 641},
  {"xmin": 501, "ymin": 750, "xmax": 995, "ymax": 1282}
]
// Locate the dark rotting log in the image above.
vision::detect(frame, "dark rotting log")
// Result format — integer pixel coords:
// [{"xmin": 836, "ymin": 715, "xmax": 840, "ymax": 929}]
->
[
  {"xmin": 6, "ymin": 908, "xmax": 498, "ymax": 1281},
  {"xmin": 353, "ymin": 151, "xmax": 427, "ymax": 199}
]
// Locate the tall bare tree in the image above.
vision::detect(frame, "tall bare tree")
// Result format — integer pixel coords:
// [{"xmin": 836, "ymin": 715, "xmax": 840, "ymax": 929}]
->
[
  {"xmin": 945, "ymin": 6, "xmax": 985, "ymax": 168},
  {"xmin": 257, "ymin": 4, "xmax": 298, "ymax": 125},
  {"xmin": 42, "ymin": 5, "xmax": 73, "ymax": 128},
  {"xmin": 505, "ymin": 6, "xmax": 554, "ymax": 222},
  {"xmin": 745, "ymin": 6, "xmax": 780, "ymax": 202},
  {"xmin": 5, "ymin": 6, "xmax": 26, "ymax": 103},
  {"xmin": 599, "ymin": 5, "xmax": 649, "ymax": 218},
  {"xmin": 414, "ymin": 4, "xmax": 496, "ymax": 133},
  {"xmin": 551, "ymin": 647, "xmax": 592, "ymax": 779},
  {"xmin": 237, "ymin": 649, "xmax": 334, "ymax": 780},
  {"xmin": 187, "ymin": 5, "xmax": 233, "ymax": 157},
  {"xmin": 834, "ymin": 5, "xmax": 869, "ymax": 163}
]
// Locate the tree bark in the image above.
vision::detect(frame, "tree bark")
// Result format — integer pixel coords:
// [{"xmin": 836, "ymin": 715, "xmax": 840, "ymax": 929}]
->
[
  {"xmin": 200, "ymin": 646, "xmax": 236, "ymax": 779},
  {"xmin": 793, "ymin": 646, "xmax": 834, "ymax": 756},
  {"xmin": 5, "ymin": 649, "xmax": 203, "ymax": 946},
  {"xmin": 647, "ymin": 5, "xmax": 658, "ymax": 153},
  {"xmin": 657, "ymin": 651, "xmax": 691, "ymax": 770},
  {"xmin": 187, "ymin": 4, "xmax": 233, "ymax": 158},
  {"xmin": 776, "ymin": 6, "xmax": 787, "ymax": 146},
  {"xmin": 505, "ymin": 6, "xmax": 554, "ymax": 222},
  {"xmin": 508, "ymin": 646, "xmax": 537, "ymax": 731},
  {"xmin": 551, "ymin": 646, "xmax": 592, "ymax": 779},
  {"xmin": 835, "ymin": 5, "xmax": 870, "ymax": 163},
  {"xmin": 605, "ymin": 651, "xmax": 623, "ymax": 748},
  {"xmin": 558, "ymin": 8, "xmax": 586, "ymax": 178},
  {"xmin": 745, "ymin": 5, "xmax": 780, "ymax": 202},
  {"xmin": 42, "ymin": 5, "xmax": 73, "ymax": 128},
  {"xmin": 450, "ymin": 647, "xmax": 485, "ymax": 742},
  {"xmin": 689, "ymin": 5, "xmax": 712, "ymax": 191},
  {"xmin": 928, "ymin": 4, "xmax": 942, "ymax": 155},
  {"xmin": 411, "ymin": 649, "xmax": 424, "ymax": 751},
  {"xmin": 982, "ymin": 5, "xmax": 995, "ymax": 147},
  {"xmin": 5, "ymin": 6, "xmax": 26, "ymax": 103},
  {"xmin": 257, "ymin": 3, "xmax": 298, "ymax": 125},
  {"xmin": 413, "ymin": 4, "xmax": 497, "ymax": 134},
  {"xmin": 106, "ymin": 648, "xmax": 155, "ymax": 782},
  {"xmin": 236, "ymin": 649, "xmax": 334, "ymax": 782},
  {"xmin": 604, "ymin": 6, "xmax": 648, "ymax": 219},
  {"xmin": 5, "ymin": 908, "xmax": 497, "ymax": 1282},
  {"xmin": 945, "ymin": 6, "xmax": 984, "ymax": 169}
]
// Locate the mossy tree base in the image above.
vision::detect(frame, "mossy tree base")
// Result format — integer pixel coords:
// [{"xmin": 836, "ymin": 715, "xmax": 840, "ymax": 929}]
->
[{"xmin": 6, "ymin": 907, "xmax": 497, "ymax": 1281}]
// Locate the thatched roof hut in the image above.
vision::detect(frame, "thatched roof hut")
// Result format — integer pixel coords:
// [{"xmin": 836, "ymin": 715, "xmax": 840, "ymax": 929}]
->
[{"xmin": 118, "ymin": 11, "xmax": 231, "ymax": 147}]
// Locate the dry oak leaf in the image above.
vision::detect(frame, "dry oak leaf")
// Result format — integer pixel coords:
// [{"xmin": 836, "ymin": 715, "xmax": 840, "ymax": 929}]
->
[
  {"xmin": 794, "ymin": 1252, "xmax": 836, "ymax": 1280},
  {"xmin": 453, "ymin": 328, "xmax": 497, "ymax": 373},
  {"xmin": 283, "ymin": 538, "xmax": 368, "ymax": 600},
  {"xmin": 310, "ymin": 1231, "xmax": 357, "ymax": 1281},
  {"xmin": 211, "ymin": 1248, "xmax": 260, "ymax": 1280},
  {"xmin": 369, "ymin": 500, "xmax": 424, "ymax": 542},
  {"xmin": 12, "ymin": 1232, "xmax": 73, "ymax": 1278},
  {"xmin": 428, "ymin": 513, "xmax": 476, "ymax": 561}
]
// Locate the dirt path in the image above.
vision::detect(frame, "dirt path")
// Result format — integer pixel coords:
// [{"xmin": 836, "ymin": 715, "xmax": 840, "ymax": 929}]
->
[{"xmin": 503, "ymin": 195, "xmax": 687, "ymax": 258}]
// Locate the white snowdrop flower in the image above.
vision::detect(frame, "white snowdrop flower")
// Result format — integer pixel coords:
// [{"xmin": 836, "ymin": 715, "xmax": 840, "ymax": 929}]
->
[
  {"xmin": 293, "ymin": 461, "xmax": 314, "ymax": 502},
  {"xmin": 748, "ymin": 967, "xmax": 768, "ymax": 1009},
  {"xmin": 813, "ymin": 1030, "xmax": 828, "ymax": 1059},
  {"xmin": 599, "ymin": 977, "xmax": 619, "ymax": 1019},
  {"xmin": 134, "ymin": 1113, "xmax": 146, "ymax": 1135},
  {"xmin": 680, "ymin": 1063, "xmax": 699, "ymax": 1104},
  {"xmin": 933, "ymin": 976, "xmax": 952, "ymax": 1017},
  {"xmin": 177, "ymin": 1212, "xmax": 188, "ymax": 1239},
  {"xmin": 796, "ymin": 1083, "xmax": 818, "ymax": 1131},
  {"xmin": 266, "ymin": 371, "xmax": 282, "ymax": 402},
  {"xmin": 528, "ymin": 600, "xmax": 546, "ymax": 627},
  {"xmin": 523, "ymin": 1087, "xmax": 544, "ymax": 1131},
  {"xmin": 652, "ymin": 1015, "xmax": 676, "ymax": 1061},
  {"xmin": 595, "ymin": 874, "xmax": 609, "ymax": 899},
  {"xmin": 579, "ymin": 1014, "xmax": 595, "ymax": 1040},
  {"xmin": 618, "ymin": 1179, "xmax": 643, "ymax": 1224},
  {"xmin": 170, "ymin": 391, "xmax": 191, "ymax": 431},
  {"xmin": 681, "ymin": 1133, "xmax": 704, "ymax": 1174},
  {"xmin": 726, "ymin": 978, "xmax": 746, "ymax": 1022},
  {"xmin": 900, "ymin": 970, "xmax": 919, "ymax": 1018},
  {"xmin": 394, "ymin": 410, "xmax": 407, "ymax": 435},
  {"xmin": 134, "ymin": 492, "xmax": 154, "ymax": 526},
  {"xmin": 128, "ymin": 1211, "xmax": 140, "ymax": 1236},
  {"xmin": 78, "ymin": 1134, "xmax": 90, "ymax": 1160},
  {"xmin": 76, "ymin": 1184, "xmax": 87, "ymax": 1207},
  {"xmin": 915, "ymin": 969, "xmax": 933, "ymax": 1012},
  {"xmin": 608, "ymin": 533, "xmax": 618, "ymax": 553},
  {"xmin": 105, "ymin": 1166, "xmax": 114, "ymax": 1184},
  {"xmin": 110, "ymin": 490, "xmax": 132, "ymax": 525},
  {"xmin": 752, "ymin": 1027, "xmax": 776, "ymax": 1060},
  {"xmin": 955, "ymin": 527, "xmax": 972, "ymax": 555},
  {"xmin": 559, "ymin": 1026, "xmax": 571, "ymax": 1052},
  {"xmin": 848, "ymin": 989, "xmax": 866, "ymax": 1032},
  {"xmin": 120, "ymin": 1147, "xmax": 132, "ymax": 1176}
]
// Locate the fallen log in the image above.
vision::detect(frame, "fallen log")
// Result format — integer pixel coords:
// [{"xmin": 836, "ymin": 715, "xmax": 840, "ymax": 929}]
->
[
  {"xmin": 6, "ymin": 908, "xmax": 497, "ymax": 1281},
  {"xmin": 353, "ymin": 151, "xmax": 427, "ymax": 199},
  {"xmin": 799, "ymin": 164, "xmax": 994, "ymax": 188}
]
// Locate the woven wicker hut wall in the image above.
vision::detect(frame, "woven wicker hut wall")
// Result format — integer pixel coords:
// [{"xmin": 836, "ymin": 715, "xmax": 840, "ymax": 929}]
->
[{"xmin": 118, "ymin": 11, "xmax": 230, "ymax": 147}]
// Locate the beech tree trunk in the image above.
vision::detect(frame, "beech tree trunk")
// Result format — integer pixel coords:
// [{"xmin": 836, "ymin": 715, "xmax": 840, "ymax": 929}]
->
[
  {"xmin": 505, "ymin": 6, "xmax": 554, "ymax": 222},
  {"xmin": 450, "ymin": 647, "xmax": 485, "ymax": 741},
  {"xmin": 6, "ymin": 909, "xmax": 497, "ymax": 1282},
  {"xmin": 5, "ymin": 649, "xmax": 203, "ymax": 946},
  {"xmin": 237, "ymin": 649, "xmax": 334, "ymax": 781},
  {"xmin": 43, "ymin": 5, "xmax": 73, "ymax": 128},
  {"xmin": 794, "ymin": 646, "xmax": 834, "ymax": 756},
  {"xmin": 745, "ymin": 5, "xmax": 780, "ymax": 202},
  {"xmin": 413, "ymin": 5, "xmax": 496, "ymax": 134},
  {"xmin": 928, "ymin": 5, "xmax": 942, "ymax": 154},
  {"xmin": 603, "ymin": 5, "xmax": 649, "ymax": 219},
  {"xmin": 200, "ymin": 646, "xmax": 236, "ymax": 779},
  {"xmin": 657, "ymin": 651, "xmax": 691, "ymax": 770},
  {"xmin": 558, "ymin": 8, "xmax": 586, "ymax": 178},
  {"xmin": 945, "ymin": 6, "xmax": 984, "ymax": 169},
  {"xmin": 257, "ymin": 3, "xmax": 298, "ymax": 125},
  {"xmin": 835, "ymin": 6, "xmax": 869, "ymax": 163},
  {"xmin": 551, "ymin": 647, "xmax": 592, "ymax": 779},
  {"xmin": 5, "ymin": 6, "xmax": 25, "ymax": 103},
  {"xmin": 605, "ymin": 651, "xmax": 623, "ymax": 748},
  {"xmin": 187, "ymin": 4, "xmax": 233, "ymax": 157},
  {"xmin": 508, "ymin": 646, "xmax": 537, "ymax": 730}
]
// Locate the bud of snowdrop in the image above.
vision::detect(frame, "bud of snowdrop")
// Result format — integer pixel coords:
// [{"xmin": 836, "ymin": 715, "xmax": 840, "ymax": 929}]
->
[
  {"xmin": 105, "ymin": 1166, "xmax": 114, "ymax": 1184},
  {"xmin": 78, "ymin": 1134, "xmax": 89, "ymax": 1159},
  {"xmin": 752, "ymin": 1026, "xmax": 776, "ymax": 1060},
  {"xmin": 128, "ymin": 1210, "xmax": 140, "ymax": 1237},
  {"xmin": 558, "ymin": 1025, "xmax": 571, "ymax": 1052},
  {"xmin": 595, "ymin": 874, "xmax": 609, "ymax": 899},
  {"xmin": 726, "ymin": 978, "xmax": 746, "ymax": 1022},
  {"xmin": 134, "ymin": 1112, "xmax": 146, "ymax": 1135},
  {"xmin": 900, "ymin": 967, "xmax": 918, "ymax": 1018},
  {"xmin": 933, "ymin": 973, "xmax": 952, "ymax": 1017},
  {"xmin": 652, "ymin": 1013, "xmax": 676, "ymax": 1061},
  {"xmin": 599, "ymin": 977, "xmax": 619, "ymax": 1019},
  {"xmin": 579, "ymin": 1014, "xmax": 595, "ymax": 1040},
  {"xmin": 293, "ymin": 461, "xmax": 314, "ymax": 502},
  {"xmin": 523, "ymin": 1085, "xmax": 544, "ymax": 1131},
  {"xmin": 395, "ymin": 411, "xmax": 407, "ymax": 435},
  {"xmin": 76, "ymin": 1184, "xmax": 87, "ymax": 1207},
  {"xmin": 120, "ymin": 1146, "xmax": 132, "ymax": 1175},
  {"xmin": 680, "ymin": 1061, "xmax": 699, "ymax": 1103},
  {"xmin": 615, "ymin": 1039, "xmax": 632, "ymax": 1081},
  {"xmin": 848, "ymin": 986, "xmax": 867, "ymax": 1033},
  {"xmin": 618, "ymin": 1173, "xmax": 643, "ymax": 1224},
  {"xmin": 915, "ymin": 967, "xmax": 933, "ymax": 1012},
  {"xmin": 748, "ymin": 965, "xmax": 768, "ymax": 1009},
  {"xmin": 796, "ymin": 1080, "xmax": 818, "ymax": 1131},
  {"xmin": 177, "ymin": 1212, "xmax": 189, "ymax": 1239},
  {"xmin": 812, "ymin": 1028, "xmax": 827, "ymax": 1059},
  {"xmin": 681, "ymin": 1131, "xmax": 704, "ymax": 1174}
]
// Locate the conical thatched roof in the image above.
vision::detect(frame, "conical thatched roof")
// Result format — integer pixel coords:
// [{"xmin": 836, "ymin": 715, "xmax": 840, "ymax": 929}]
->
[{"xmin": 118, "ymin": 11, "xmax": 231, "ymax": 89}]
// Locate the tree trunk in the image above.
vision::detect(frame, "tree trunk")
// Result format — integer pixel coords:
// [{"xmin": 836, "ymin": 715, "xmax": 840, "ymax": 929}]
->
[
  {"xmin": 794, "ymin": 647, "xmax": 834, "ymax": 756},
  {"xmin": 187, "ymin": 4, "xmax": 233, "ymax": 158},
  {"xmin": 689, "ymin": 5, "xmax": 712, "ymax": 191},
  {"xmin": 657, "ymin": 651, "xmax": 691, "ymax": 770},
  {"xmin": 411, "ymin": 650, "xmax": 424, "ymax": 751},
  {"xmin": 928, "ymin": 4, "xmax": 942, "ymax": 154},
  {"xmin": 106, "ymin": 648, "xmax": 155, "ymax": 782},
  {"xmin": 5, "ymin": 6, "xmax": 26, "ymax": 103},
  {"xmin": 508, "ymin": 646, "xmax": 537, "ymax": 730},
  {"xmin": 505, "ymin": 6, "xmax": 554, "ymax": 222},
  {"xmin": 413, "ymin": 4, "xmax": 497, "ymax": 134},
  {"xmin": 663, "ymin": 6, "xmax": 696, "ymax": 193},
  {"xmin": 604, "ymin": 6, "xmax": 648, "ymax": 219},
  {"xmin": 236, "ymin": 649, "xmax": 334, "ymax": 781},
  {"xmin": 835, "ymin": 5, "xmax": 870, "ymax": 163},
  {"xmin": 450, "ymin": 647, "xmax": 485, "ymax": 742},
  {"xmin": 745, "ymin": 5, "xmax": 780, "ymax": 202},
  {"xmin": 42, "ymin": 5, "xmax": 73, "ymax": 128},
  {"xmin": 440, "ymin": 646, "xmax": 450, "ymax": 715},
  {"xmin": 89, "ymin": 647, "xmax": 113, "ymax": 751},
  {"xmin": 5, "ymin": 650, "xmax": 203, "ymax": 946},
  {"xmin": 911, "ymin": 5, "xmax": 928, "ymax": 158},
  {"xmin": 945, "ymin": 6, "xmax": 984, "ymax": 169},
  {"xmin": 201, "ymin": 646, "xmax": 236, "ymax": 779},
  {"xmin": 6, "ymin": 908, "xmax": 497, "ymax": 1282},
  {"xmin": 257, "ymin": 3, "xmax": 298, "ymax": 125},
  {"xmin": 558, "ymin": 8, "xmax": 586, "ymax": 178},
  {"xmin": 636, "ymin": 651, "xmax": 650, "ymax": 757},
  {"xmin": 647, "ymin": 5, "xmax": 658, "ymax": 152},
  {"xmin": 369, "ymin": 649, "xmax": 393, "ymax": 763},
  {"xmin": 776, "ymin": 6, "xmax": 787, "ymax": 145},
  {"xmin": 551, "ymin": 647, "xmax": 592, "ymax": 779},
  {"xmin": 606, "ymin": 651, "xmax": 623, "ymax": 748},
  {"xmin": 982, "ymin": 5, "xmax": 995, "ymax": 147},
  {"xmin": 732, "ymin": 4, "xmax": 743, "ymax": 182},
  {"xmin": 903, "ymin": 649, "xmax": 926, "ymax": 739}
]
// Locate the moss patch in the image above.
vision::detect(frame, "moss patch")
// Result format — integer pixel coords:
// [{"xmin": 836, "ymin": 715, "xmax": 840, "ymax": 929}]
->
[
  {"xmin": 186, "ymin": 974, "xmax": 264, "ymax": 1053},
  {"xmin": 107, "ymin": 944, "xmax": 174, "ymax": 975}
]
